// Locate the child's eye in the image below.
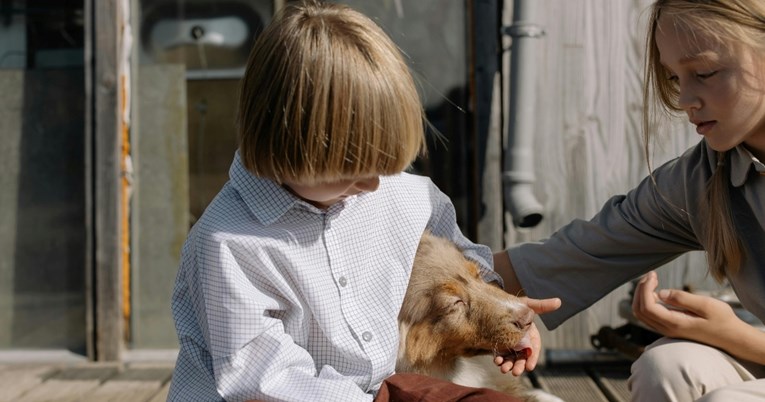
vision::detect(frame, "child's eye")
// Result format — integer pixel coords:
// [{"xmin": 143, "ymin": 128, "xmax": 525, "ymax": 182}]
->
[
  {"xmin": 696, "ymin": 71, "xmax": 718, "ymax": 79},
  {"xmin": 666, "ymin": 74, "xmax": 678, "ymax": 83}
]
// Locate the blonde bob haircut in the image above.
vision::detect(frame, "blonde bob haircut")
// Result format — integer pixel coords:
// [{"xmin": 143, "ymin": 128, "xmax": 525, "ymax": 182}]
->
[{"xmin": 236, "ymin": 1, "xmax": 426, "ymax": 185}]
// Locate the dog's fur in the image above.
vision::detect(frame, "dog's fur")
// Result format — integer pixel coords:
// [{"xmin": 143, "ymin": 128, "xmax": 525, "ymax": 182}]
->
[{"xmin": 397, "ymin": 232, "xmax": 563, "ymax": 402}]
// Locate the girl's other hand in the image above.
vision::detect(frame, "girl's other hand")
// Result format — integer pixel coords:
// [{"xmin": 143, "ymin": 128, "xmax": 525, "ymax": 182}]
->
[{"xmin": 632, "ymin": 271, "xmax": 738, "ymax": 346}]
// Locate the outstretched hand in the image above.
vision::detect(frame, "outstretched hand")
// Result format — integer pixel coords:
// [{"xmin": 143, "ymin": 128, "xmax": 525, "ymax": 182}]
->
[
  {"xmin": 632, "ymin": 271, "xmax": 740, "ymax": 346},
  {"xmin": 494, "ymin": 296, "xmax": 561, "ymax": 376}
]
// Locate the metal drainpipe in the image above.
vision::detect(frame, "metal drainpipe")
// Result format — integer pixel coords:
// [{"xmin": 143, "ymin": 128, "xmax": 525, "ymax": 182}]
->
[{"xmin": 503, "ymin": 0, "xmax": 545, "ymax": 228}]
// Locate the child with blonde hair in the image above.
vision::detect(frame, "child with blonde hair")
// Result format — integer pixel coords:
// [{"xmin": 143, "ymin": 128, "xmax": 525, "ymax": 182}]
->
[
  {"xmin": 494, "ymin": 0, "xmax": 765, "ymax": 400},
  {"xmin": 168, "ymin": 1, "xmax": 556, "ymax": 401}
]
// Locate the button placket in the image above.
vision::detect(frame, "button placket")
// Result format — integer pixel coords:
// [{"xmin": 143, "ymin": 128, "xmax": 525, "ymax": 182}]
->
[
  {"xmin": 324, "ymin": 210, "xmax": 377, "ymax": 356},
  {"xmin": 325, "ymin": 215, "xmax": 350, "ymax": 292}
]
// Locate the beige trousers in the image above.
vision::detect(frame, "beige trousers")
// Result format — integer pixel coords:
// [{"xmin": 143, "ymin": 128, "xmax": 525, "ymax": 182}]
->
[{"xmin": 629, "ymin": 337, "xmax": 765, "ymax": 402}]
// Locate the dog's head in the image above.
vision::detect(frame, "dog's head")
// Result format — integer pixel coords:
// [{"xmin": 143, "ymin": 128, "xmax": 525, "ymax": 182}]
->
[{"xmin": 397, "ymin": 232, "xmax": 534, "ymax": 373}]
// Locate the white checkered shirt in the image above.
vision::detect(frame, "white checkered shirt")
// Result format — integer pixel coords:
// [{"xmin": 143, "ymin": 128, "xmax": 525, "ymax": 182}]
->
[{"xmin": 168, "ymin": 152, "xmax": 500, "ymax": 402}]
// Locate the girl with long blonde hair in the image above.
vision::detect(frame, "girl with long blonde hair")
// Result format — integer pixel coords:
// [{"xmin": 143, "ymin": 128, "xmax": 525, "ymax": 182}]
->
[{"xmin": 495, "ymin": 1, "xmax": 765, "ymax": 400}]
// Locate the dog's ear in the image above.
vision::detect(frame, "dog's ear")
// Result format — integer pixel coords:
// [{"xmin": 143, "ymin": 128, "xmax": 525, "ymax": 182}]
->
[
  {"xmin": 399, "ymin": 289, "xmax": 431, "ymax": 324},
  {"xmin": 403, "ymin": 323, "xmax": 440, "ymax": 366}
]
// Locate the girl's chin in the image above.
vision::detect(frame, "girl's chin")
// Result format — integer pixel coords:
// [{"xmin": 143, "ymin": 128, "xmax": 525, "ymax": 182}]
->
[{"xmin": 705, "ymin": 140, "xmax": 738, "ymax": 154}]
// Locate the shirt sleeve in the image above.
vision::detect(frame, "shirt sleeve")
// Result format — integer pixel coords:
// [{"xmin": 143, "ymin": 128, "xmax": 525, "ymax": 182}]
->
[
  {"xmin": 189, "ymin": 233, "xmax": 374, "ymax": 402},
  {"xmin": 509, "ymin": 151, "xmax": 705, "ymax": 330},
  {"xmin": 423, "ymin": 180, "xmax": 502, "ymax": 286}
]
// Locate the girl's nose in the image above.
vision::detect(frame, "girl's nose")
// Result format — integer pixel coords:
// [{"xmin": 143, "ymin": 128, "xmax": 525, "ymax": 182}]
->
[
  {"xmin": 354, "ymin": 177, "xmax": 380, "ymax": 192},
  {"xmin": 677, "ymin": 82, "xmax": 702, "ymax": 113}
]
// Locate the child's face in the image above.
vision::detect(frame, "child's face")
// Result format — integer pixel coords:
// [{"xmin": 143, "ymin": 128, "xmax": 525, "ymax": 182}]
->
[
  {"xmin": 656, "ymin": 14, "xmax": 765, "ymax": 160},
  {"xmin": 283, "ymin": 176, "xmax": 380, "ymax": 209}
]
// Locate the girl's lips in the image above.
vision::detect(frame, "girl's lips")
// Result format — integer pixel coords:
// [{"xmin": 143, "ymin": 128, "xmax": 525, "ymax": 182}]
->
[{"xmin": 695, "ymin": 121, "xmax": 716, "ymax": 135}]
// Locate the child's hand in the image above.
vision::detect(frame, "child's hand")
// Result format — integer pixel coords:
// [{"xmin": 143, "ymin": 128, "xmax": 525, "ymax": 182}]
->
[
  {"xmin": 494, "ymin": 296, "xmax": 561, "ymax": 376},
  {"xmin": 632, "ymin": 271, "xmax": 738, "ymax": 345}
]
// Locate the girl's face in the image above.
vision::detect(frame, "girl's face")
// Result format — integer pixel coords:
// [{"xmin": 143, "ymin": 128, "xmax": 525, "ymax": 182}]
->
[
  {"xmin": 283, "ymin": 176, "xmax": 380, "ymax": 209},
  {"xmin": 656, "ymin": 14, "xmax": 765, "ymax": 160}
]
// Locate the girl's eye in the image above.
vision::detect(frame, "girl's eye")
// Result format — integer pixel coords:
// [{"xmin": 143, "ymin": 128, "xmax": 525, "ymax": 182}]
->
[
  {"xmin": 666, "ymin": 74, "xmax": 678, "ymax": 83},
  {"xmin": 697, "ymin": 71, "xmax": 718, "ymax": 79}
]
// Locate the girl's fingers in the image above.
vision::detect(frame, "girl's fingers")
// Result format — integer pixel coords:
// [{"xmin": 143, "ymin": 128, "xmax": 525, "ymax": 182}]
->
[
  {"xmin": 632, "ymin": 271, "xmax": 671, "ymax": 329},
  {"xmin": 657, "ymin": 289, "xmax": 705, "ymax": 316},
  {"xmin": 632, "ymin": 272, "xmax": 655, "ymax": 313},
  {"xmin": 523, "ymin": 297, "xmax": 562, "ymax": 314},
  {"xmin": 632, "ymin": 272, "xmax": 703, "ymax": 334}
]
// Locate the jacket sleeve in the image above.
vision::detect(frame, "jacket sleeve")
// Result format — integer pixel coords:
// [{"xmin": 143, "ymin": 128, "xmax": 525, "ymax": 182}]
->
[
  {"xmin": 423, "ymin": 180, "xmax": 503, "ymax": 286},
  {"xmin": 509, "ymin": 148, "xmax": 706, "ymax": 330}
]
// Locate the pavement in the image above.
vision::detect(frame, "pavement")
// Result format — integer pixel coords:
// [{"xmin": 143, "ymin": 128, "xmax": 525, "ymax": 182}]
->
[{"xmin": 0, "ymin": 350, "xmax": 176, "ymax": 402}]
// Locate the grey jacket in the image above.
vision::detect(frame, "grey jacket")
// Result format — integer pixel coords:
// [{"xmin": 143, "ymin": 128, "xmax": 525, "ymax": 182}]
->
[{"xmin": 508, "ymin": 139, "xmax": 765, "ymax": 329}]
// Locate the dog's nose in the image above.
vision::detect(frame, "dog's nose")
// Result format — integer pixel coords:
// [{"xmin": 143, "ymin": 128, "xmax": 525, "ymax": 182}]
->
[{"xmin": 512, "ymin": 308, "xmax": 534, "ymax": 330}]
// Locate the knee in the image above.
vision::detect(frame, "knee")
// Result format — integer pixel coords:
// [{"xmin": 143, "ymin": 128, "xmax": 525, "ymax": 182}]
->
[
  {"xmin": 628, "ymin": 338, "xmax": 724, "ymax": 401},
  {"xmin": 629, "ymin": 340, "xmax": 707, "ymax": 402},
  {"xmin": 630, "ymin": 343, "xmax": 688, "ymax": 388}
]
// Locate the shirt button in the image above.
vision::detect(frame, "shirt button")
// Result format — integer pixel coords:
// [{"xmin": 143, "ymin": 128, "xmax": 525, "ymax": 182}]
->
[
  {"xmin": 362, "ymin": 331, "xmax": 373, "ymax": 342},
  {"xmin": 338, "ymin": 276, "xmax": 347, "ymax": 287}
]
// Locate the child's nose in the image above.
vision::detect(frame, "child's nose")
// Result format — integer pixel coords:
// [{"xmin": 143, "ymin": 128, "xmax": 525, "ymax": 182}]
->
[
  {"xmin": 677, "ymin": 83, "xmax": 702, "ymax": 113},
  {"xmin": 355, "ymin": 177, "xmax": 380, "ymax": 192}
]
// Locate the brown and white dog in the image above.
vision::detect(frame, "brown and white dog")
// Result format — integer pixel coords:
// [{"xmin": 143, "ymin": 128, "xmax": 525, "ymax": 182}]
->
[{"xmin": 396, "ymin": 232, "xmax": 564, "ymax": 402}]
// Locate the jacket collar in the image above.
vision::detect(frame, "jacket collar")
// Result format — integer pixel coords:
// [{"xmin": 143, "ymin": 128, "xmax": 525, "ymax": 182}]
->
[{"xmin": 731, "ymin": 145, "xmax": 765, "ymax": 187}]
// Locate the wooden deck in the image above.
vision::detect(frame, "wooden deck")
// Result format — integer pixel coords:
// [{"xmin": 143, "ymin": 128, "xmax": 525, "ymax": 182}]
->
[
  {"xmin": 0, "ymin": 362, "xmax": 172, "ymax": 402},
  {"xmin": 532, "ymin": 350, "xmax": 632, "ymax": 402},
  {"xmin": 0, "ymin": 350, "xmax": 632, "ymax": 402}
]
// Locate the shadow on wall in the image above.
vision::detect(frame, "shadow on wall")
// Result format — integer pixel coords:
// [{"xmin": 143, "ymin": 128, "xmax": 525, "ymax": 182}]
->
[{"xmin": 413, "ymin": 85, "xmax": 477, "ymax": 238}]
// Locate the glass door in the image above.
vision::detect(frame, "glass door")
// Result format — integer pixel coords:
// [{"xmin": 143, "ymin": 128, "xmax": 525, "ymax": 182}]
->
[
  {"xmin": 131, "ymin": 0, "xmax": 275, "ymax": 348},
  {"xmin": 0, "ymin": 0, "xmax": 87, "ymax": 353}
]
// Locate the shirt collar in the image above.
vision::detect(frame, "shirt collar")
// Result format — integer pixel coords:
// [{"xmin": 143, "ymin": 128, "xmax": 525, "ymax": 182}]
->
[
  {"xmin": 229, "ymin": 151, "xmax": 302, "ymax": 225},
  {"xmin": 228, "ymin": 151, "xmax": 354, "ymax": 224},
  {"xmin": 731, "ymin": 145, "xmax": 765, "ymax": 187}
]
